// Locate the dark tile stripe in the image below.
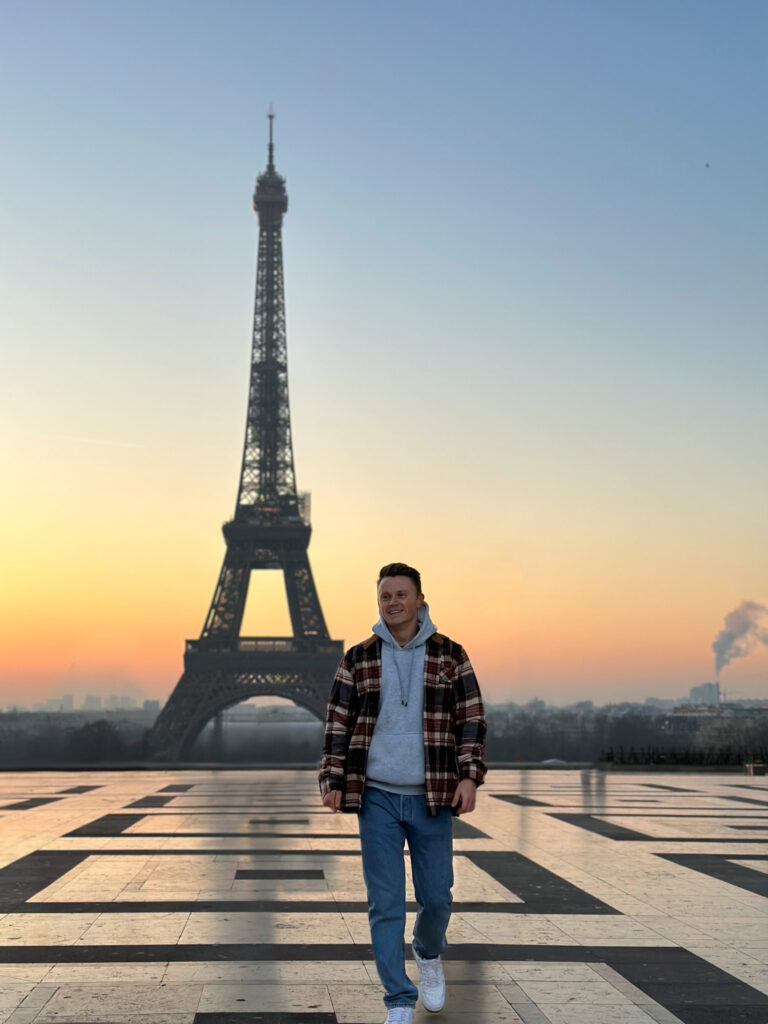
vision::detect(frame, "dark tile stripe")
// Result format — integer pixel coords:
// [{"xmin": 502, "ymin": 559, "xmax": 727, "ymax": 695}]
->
[
  {"xmin": 195, "ymin": 1015, "xmax": 337, "ymax": 1024},
  {"xmin": 1, "ymin": 797, "xmax": 62, "ymax": 810},
  {"xmin": 93, "ymin": 832, "xmax": 356, "ymax": 839},
  {"xmin": 658, "ymin": 853, "xmax": 768, "ymax": 898},
  {"xmin": 249, "ymin": 819, "xmax": 311, "ymax": 825},
  {"xmin": 125, "ymin": 796, "xmax": 174, "ymax": 808},
  {"xmin": 641, "ymin": 783, "xmax": 699, "ymax": 792},
  {"xmin": 0, "ymin": 851, "xmax": 88, "ymax": 903},
  {"xmin": 159, "ymin": 784, "xmax": 195, "ymax": 792},
  {"xmin": 549, "ymin": 813, "xmax": 768, "ymax": 842},
  {"xmin": 193, "ymin": 1011, "xmax": 335, "ymax": 1019},
  {"xmin": 33, "ymin": 848, "xmax": 364, "ymax": 856},
  {"xmin": 235, "ymin": 869, "xmax": 325, "ymax": 879},
  {"xmin": 548, "ymin": 813, "xmax": 654, "ymax": 840},
  {"xmin": 452, "ymin": 818, "xmax": 489, "ymax": 838},
  {"xmin": 493, "ymin": 794, "xmax": 550, "ymax": 806},
  {"xmin": 668, "ymin": 1010, "xmax": 768, "ymax": 1023},
  {"xmin": 465, "ymin": 851, "xmax": 619, "ymax": 914},
  {"xmin": 66, "ymin": 814, "xmax": 145, "ymax": 837},
  {"xmin": 58, "ymin": 785, "xmax": 102, "ymax": 794}
]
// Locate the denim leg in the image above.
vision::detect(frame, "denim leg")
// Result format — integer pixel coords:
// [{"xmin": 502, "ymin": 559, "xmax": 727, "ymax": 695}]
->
[
  {"xmin": 358, "ymin": 789, "xmax": 418, "ymax": 1009},
  {"xmin": 406, "ymin": 797, "xmax": 453, "ymax": 958}
]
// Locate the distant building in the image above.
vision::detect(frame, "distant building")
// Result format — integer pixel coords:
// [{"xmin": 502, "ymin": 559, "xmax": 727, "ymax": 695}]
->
[
  {"xmin": 118, "ymin": 696, "xmax": 137, "ymax": 709},
  {"xmin": 105, "ymin": 696, "xmax": 120, "ymax": 710},
  {"xmin": 645, "ymin": 697, "xmax": 676, "ymax": 709},
  {"xmin": 689, "ymin": 681, "xmax": 720, "ymax": 705},
  {"xmin": 143, "ymin": 699, "xmax": 160, "ymax": 715},
  {"xmin": 83, "ymin": 696, "xmax": 102, "ymax": 710},
  {"xmin": 59, "ymin": 694, "xmax": 74, "ymax": 711}
]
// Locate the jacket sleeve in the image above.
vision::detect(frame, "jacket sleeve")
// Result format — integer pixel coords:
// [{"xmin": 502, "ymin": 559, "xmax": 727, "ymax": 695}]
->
[
  {"xmin": 452, "ymin": 646, "xmax": 487, "ymax": 785},
  {"xmin": 318, "ymin": 653, "xmax": 357, "ymax": 798}
]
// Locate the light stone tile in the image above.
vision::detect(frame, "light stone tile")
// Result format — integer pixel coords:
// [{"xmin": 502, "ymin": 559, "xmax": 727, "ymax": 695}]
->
[
  {"xmin": 633, "ymin": 915, "xmax": 718, "ymax": 943},
  {"xmin": 0, "ymin": 985, "xmax": 36, "ymax": 1019},
  {"xmin": 197, "ymin": 982, "xmax": 332, "ymax": 1013},
  {"xmin": 44, "ymin": 963, "xmax": 167, "ymax": 983},
  {"xmin": 327, "ymin": 982, "xmax": 386, "ymax": 1019},
  {"xmin": 0, "ymin": 966, "xmax": 53, "ymax": 983},
  {"xmin": 39, "ymin": 1017, "xmax": 194, "ymax": 1024},
  {"xmin": 514, "ymin": 980, "xmax": 634, "ymax": 1005},
  {"xmin": 545, "ymin": 915, "xmax": 664, "ymax": 940},
  {"xmin": 412, "ymin": 1010, "xmax": 523, "ymax": 1024},
  {"xmin": 538, "ymin": 1003, "xmax": 658, "ymax": 1024},
  {"xmin": 34, "ymin": 983, "xmax": 202, "ymax": 1020},
  {"xmin": 502, "ymin": 963, "xmax": 603, "ymax": 983},
  {"xmin": 506, "ymin": 1004, "xmax": 554, "ymax": 1024},
  {"xmin": 0, "ymin": 914, "xmax": 98, "ymax": 946},
  {"xmin": 3, "ymin": 984, "xmax": 58, "ymax": 1024},
  {"xmin": 77, "ymin": 912, "xmax": 190, "ymax": 945},
  {"xmin": 454, "ymin": 912, "xmax": 574, "ymax": 944},
  {"xmin": 179, "ymin": 910, "xmax": 354, "ymax": 944},
  {"xmin": 164, "ymin": 960, "xmax": 369, "ymax": 983}
]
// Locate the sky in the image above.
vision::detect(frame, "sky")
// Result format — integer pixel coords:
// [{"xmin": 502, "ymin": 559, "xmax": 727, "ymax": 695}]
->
[{"xmin": 1, "ymin": 0, "xmax": 767, "ymax": 707}]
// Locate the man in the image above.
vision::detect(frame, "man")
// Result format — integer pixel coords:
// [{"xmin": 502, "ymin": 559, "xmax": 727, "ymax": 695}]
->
[{"xmin": 319, "ymin": 562, "xmax": 486, "ymax": 1024}]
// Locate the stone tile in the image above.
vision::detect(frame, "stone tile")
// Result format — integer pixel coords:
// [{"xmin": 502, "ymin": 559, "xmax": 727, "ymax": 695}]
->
[
  {"xmin": 45, "ymin": 963, "xmax": 167, "ymax": 982},
  {"xmin": 502, "ymin": 963, "xmax": 603, "ymax": 982},
  {"xmin": 0, "ymin": 914, "xmax": 98, "ymax": 945},
  {"xmin": 0, "ymin": 966, "xmax": 53, "ymax": 983},
  {"xmin": 78, "ymin": 911, "xmax": 190, "ymax": 945},
  {"xmin": 3, "ymin": 985, "xmax": 59, "ymax": 1024},
  {"xmin": 454, "ymin": 912, "xmax": 573, "ymax": 944},
  {"xmin": 537, "ymin": 1004, "xmax": 658, "ymax": 1023},
  {"xmin": 197, "ymin": 982, "xmax": 332, "ymax": 1013},
  {"xmin": 0, "ymin": 985, "xmax": 36, "ymax": 1021},
  {"xmin": 178, "ymin": 910, "xmax": 354, "ymax": 944},
  {"xmin": 513, "ymin": 980, "xmax": 633, "ymax": 1005},
  {"xmin": 164, "ymin": 959, "xmax": 369, "ymax": 983}
]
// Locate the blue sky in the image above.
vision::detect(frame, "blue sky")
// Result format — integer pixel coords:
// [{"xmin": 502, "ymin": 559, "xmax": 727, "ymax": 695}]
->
[{"xmin": 2, "ymin": 0, "xmax": 767, "ymax": 704}]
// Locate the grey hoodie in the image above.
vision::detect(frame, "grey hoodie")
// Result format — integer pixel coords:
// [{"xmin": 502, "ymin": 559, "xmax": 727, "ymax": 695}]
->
[{"xmin": 365, "ymin": 604, "xmax": 437, "ymax": 795}]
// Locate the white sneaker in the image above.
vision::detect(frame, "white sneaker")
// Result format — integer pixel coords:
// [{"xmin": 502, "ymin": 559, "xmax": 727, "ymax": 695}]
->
[
  {"xmin": 385, "ymin": 1008, "xmax": 415, "ymax": 1024},
  {"xmin": 413, "ymin": 946, "xmax": 446, "ymax": 1012}
]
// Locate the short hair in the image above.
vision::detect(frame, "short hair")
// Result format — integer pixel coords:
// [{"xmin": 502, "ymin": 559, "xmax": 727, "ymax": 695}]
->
[{"xmin": 377, "ymin": 562, "xmax": 422, "ymax": 596}]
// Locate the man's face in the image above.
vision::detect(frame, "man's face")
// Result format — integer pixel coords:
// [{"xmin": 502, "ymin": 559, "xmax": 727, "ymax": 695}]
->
[{"xmin": 377, "ymin": 575, "xmax": 424, "ymax": 635}]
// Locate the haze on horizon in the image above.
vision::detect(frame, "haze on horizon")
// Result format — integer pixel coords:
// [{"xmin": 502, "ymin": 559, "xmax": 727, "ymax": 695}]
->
[{"xmin": 1, "ymin": 0, "xmax": 766, "ymax": 709}]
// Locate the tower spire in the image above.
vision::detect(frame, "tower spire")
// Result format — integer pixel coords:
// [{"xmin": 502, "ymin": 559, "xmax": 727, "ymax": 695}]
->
[{"xmin": 267, "ymin": 106, "xmax": 275, "ymax": 169}]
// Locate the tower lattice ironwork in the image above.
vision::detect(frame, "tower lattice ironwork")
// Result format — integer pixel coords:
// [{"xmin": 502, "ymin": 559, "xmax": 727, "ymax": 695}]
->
[{"xmin": 148, "ymin": 117, "xmax": 343, "ymax": 760}]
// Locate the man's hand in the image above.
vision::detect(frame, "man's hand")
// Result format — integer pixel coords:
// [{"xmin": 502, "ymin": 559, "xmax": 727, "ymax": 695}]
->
[
  {"xmin": 322, "ymin": 790, "xmax": 342, "ymax": 812},
  {"xmin": 451, "ymin": 778, "xmax": 477, "ymax": 815}
]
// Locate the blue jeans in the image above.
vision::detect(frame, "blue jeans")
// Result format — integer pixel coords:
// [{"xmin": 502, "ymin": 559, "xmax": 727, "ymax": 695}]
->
[{"xmin": 358, "ymin": 787, "xmax": 453, "ymax": 1009}]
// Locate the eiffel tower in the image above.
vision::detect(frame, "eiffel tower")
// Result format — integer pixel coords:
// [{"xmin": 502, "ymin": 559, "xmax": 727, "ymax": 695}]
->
[{"xmin": 148, "ymin": 116, "xmax": 343, "ymax": 760}]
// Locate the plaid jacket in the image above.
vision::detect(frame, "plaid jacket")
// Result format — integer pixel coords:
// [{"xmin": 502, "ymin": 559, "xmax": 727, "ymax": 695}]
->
[{"xmin": 318, "ymin": 631, "xmax": 487, "ymax": 816}]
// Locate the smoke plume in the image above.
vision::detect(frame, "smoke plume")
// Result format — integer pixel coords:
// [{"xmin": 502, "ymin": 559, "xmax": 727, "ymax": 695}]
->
[{"xmin": 713, "ymin": 601, "xmax": 768, "ymax": 676}]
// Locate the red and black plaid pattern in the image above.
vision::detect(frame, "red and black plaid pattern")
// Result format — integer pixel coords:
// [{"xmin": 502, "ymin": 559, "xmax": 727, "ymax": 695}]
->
[{"xmin": 319, "ymin": 632, "xmax": 487, "ymax": 816}]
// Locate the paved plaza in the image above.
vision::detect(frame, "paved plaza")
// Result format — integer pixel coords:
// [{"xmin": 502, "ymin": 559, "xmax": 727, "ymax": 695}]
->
[{"xmin": 0, "ymin": 768, "xmax": 767, "ymax": 1023}]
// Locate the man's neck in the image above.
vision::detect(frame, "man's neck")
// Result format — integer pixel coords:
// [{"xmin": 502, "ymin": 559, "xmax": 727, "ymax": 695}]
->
[{"xmin": 388, "ymin": 621, "xmax": 418, "ymax": 647}]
